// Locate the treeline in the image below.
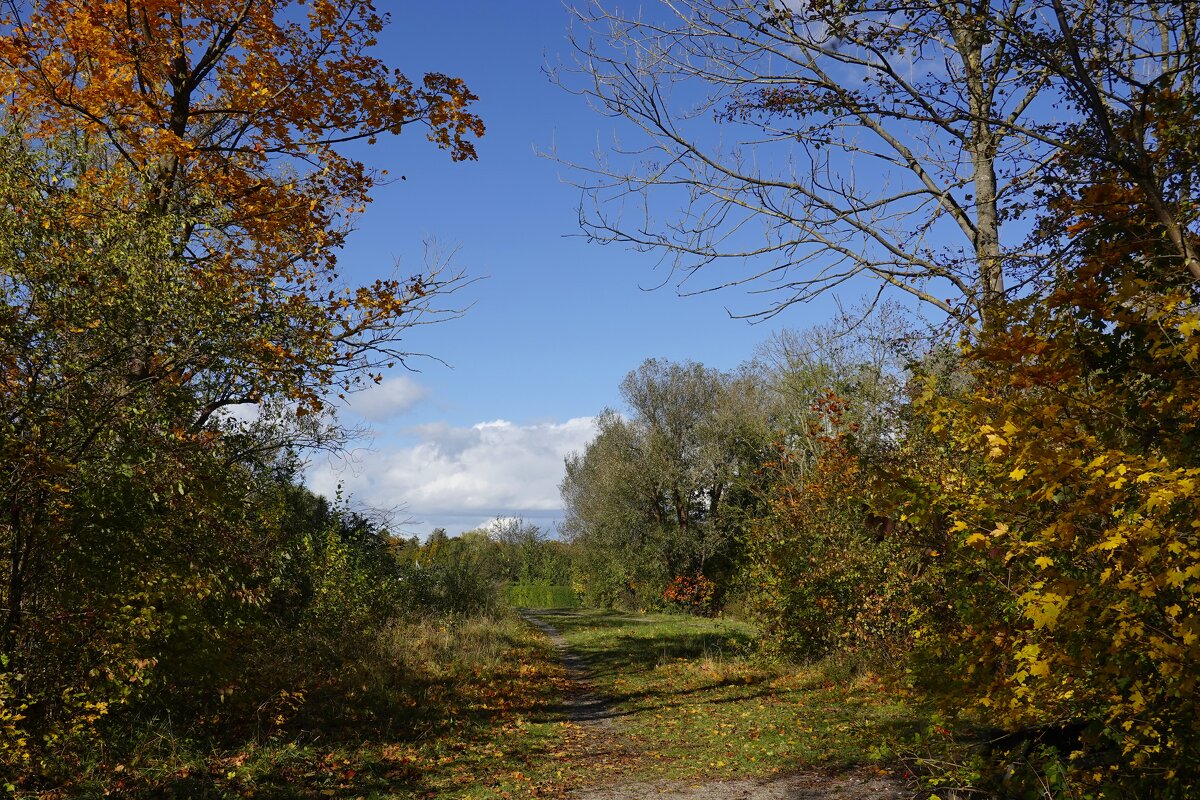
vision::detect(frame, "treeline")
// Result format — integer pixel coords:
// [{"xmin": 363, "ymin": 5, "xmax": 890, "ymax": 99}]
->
[{"xmin": 394, "ymin": 519, "xmax": 575, "ymax": 612}]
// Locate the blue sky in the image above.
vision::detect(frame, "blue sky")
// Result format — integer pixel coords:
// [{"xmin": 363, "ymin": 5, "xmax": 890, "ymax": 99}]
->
[{"xmin": 304, "ymin": 2, "xmax": 853, "ymax": 536}]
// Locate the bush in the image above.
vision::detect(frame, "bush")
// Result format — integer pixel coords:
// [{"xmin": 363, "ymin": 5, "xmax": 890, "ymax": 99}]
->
[{"xmin": 662, "ymin": 574, "xmax": 716, "ymax": 615}]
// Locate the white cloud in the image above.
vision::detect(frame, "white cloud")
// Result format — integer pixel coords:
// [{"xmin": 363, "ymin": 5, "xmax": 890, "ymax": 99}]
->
[
  {"xmin": 307, "ymin": 416, "xmax": 598, "ymax": 533},
  {"xmin": 343, "ymin": 376, "xmax": 428, "ymax": 422}
]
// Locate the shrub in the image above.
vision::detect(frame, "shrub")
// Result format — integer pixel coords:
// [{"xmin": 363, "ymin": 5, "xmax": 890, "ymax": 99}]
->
[{"xmin": 662, "ymin": 574, "xmax": 716, "ymax": 615}]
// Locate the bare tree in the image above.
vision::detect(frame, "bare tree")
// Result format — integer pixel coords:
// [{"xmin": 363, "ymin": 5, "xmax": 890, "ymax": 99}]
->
[{"xmin": 554, "ymin": 0, "xmax": 1199, "ymax": 331}]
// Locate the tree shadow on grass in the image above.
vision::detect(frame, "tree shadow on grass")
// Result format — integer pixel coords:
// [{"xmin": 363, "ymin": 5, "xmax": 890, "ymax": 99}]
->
[
  {"xmin": 532, "ymin": 608, "xmax": 663, "ymax": 629},
  {"xmin": 570, "ymin": 629, "xmax": 757, "ymax": 678},
  {"xmin": 113, "ymin": 627, "xmax": 570, "ymax": 799}
]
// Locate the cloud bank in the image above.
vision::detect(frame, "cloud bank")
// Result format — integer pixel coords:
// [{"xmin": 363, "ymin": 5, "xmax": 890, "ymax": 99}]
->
[{"xmin": 307, "ymin": 416, "xmax": 597, "ymax": 535}]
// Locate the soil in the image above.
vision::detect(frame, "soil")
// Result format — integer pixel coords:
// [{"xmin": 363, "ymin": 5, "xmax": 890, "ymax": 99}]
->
[{"xmin": 519, "ymin": 612, "xmax": 913, "ymax": 800}]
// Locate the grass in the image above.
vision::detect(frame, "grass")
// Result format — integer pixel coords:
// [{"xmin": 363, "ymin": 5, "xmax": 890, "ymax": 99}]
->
[
  {"xmin": 536, "ymin": 608, "xmax": 920, "ymax": 785},
  {"xmin": 48, "ymin": 608, "xmax": 932, "ymax": 798},
  {"xmin": 52, "ymin": 611, "xmax": 586, "ymax": 799}
]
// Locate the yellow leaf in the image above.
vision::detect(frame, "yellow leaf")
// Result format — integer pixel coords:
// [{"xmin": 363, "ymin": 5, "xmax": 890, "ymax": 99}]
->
[
  {"xmin": 1025, "ymin": 593, "xmax": 1068, "ymax": 630},
  {"xmin": 1035, "ymin": 556, "xmax": 1053, "ymax": 570},
  {"xmin": 1009, "ymin": 467, "xmax": 1028, "ymax": 480}
]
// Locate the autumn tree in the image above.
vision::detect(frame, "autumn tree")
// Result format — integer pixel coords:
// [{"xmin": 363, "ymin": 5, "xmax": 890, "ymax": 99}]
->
[
  {"xmin": 0, "ymin": 0, "xmax": 483, "ymax": 638},
  {"xmin": 558, "ymin": 0, "xmax": 1196, "ymax": 330},
  {"xmin": 0, "ymin": 0, "xmax": 484, "ymax": 409},
  {"xmin": 1014, "ymin": 0, "xmax": 1200, "ymax": 283},
  {"xmin": 741, "ymin": 313, "xmax": 917, "ymax": 657},
  {"xmin": 879, "ymin": 79, "xmax": 1200, "ymax": 795},
  {"xmin": 0, "ymin": 0, "xmax": 483, "ymax": 780}
]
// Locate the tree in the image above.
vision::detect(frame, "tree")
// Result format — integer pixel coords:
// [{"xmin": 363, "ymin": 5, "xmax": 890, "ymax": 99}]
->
[
  {"xmin": 558, "ymin": 0, "xmax": 1196, "ymax": 329},
  {"xmin": 0, "ymin": 0, "xmax": 484, "ymax": 411},
  {"xmin": 0, "ymin": 0, "xmax": 484, "ymax": 648},
  {"xmin": 879, "ymin": 76, "xmax": 1200, "ymax": 795},
  {"xmin": 562, "ymin": 359, "xmax": 772, "ymax": 607},
  {"xmin": 490, "ymin": 517, "xmax": 571, "ymax": 585},
  {"xmin": 561, "ymin": 410, "xmax": 659, "ymax": 606},
  {"xmin": 0, "ymin": 139, "xmax": 411, "ymax": 772},
  {"xmin": 738, "ymin": 311, "xmax": 917, "ymax": 657},
  {"xmin": 0, "ymin": 1, "xmax": 484, "ymax": 777},
  {"xmin": 1016, "ymin": 0, "xmax": 1200, "ymax": 283},
  {"xmin": 755, "ymin": 305, "xmax": 913, "ymax": 449}
]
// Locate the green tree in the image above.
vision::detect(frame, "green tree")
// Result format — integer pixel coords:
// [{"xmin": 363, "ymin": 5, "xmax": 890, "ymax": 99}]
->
[{"xmin": 562, "ymin": 359, "xmax": 772, "ymax": 608}]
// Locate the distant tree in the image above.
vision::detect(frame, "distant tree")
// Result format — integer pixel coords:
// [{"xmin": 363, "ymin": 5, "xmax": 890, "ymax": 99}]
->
[
  {"xmin": 490, "ymin": 517, "xmax": 572, "ymax": 585},
  {"xmin": 562, "ymin": 411, "xmax": 657, "ymax": 606},
  {"xmin": 562, "ymin": 359, "xmax": 772, "ymax": 607}
]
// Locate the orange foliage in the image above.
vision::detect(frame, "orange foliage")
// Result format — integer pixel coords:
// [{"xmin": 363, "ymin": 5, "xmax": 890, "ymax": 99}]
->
[
  {"xmin": 663, "ymin": 574, "xmax": 715, "ymax": 614},
  {"xmin": 883, "ymin": 91, "xmax": 1200, "ymax": 790},
  {"xmin": 0, "ymin": 0, "xmax": 484, "ymax": 403}
]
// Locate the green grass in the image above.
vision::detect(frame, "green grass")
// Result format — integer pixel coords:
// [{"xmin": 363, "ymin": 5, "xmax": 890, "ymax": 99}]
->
[
  {"xmin": 51, "ymin": 608, "xmax": 932, "ymax": 798},
  {"xmin": 536, "ymin": 608, "xmax": 921, "ymax": 784}
]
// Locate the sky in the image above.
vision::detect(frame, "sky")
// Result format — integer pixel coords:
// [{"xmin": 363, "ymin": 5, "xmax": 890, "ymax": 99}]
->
[{"xmin": 304, "ymin": 2, "xmax": 855, "ymax": 537}]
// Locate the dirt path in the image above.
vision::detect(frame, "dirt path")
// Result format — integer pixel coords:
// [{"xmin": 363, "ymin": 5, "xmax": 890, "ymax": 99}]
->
[
  {"xmin": 520, "ymin": 611, "xmax": 615, "ymax": 727},
  {"xmin": 519, "ymin": 611, "xmax": 911, "ymax": 800}
]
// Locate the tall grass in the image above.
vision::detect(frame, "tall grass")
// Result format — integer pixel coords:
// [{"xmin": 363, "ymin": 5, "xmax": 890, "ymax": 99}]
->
[{"xmin": 377, "ymin": 611, "xmax": 526, "ymax": 675}]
